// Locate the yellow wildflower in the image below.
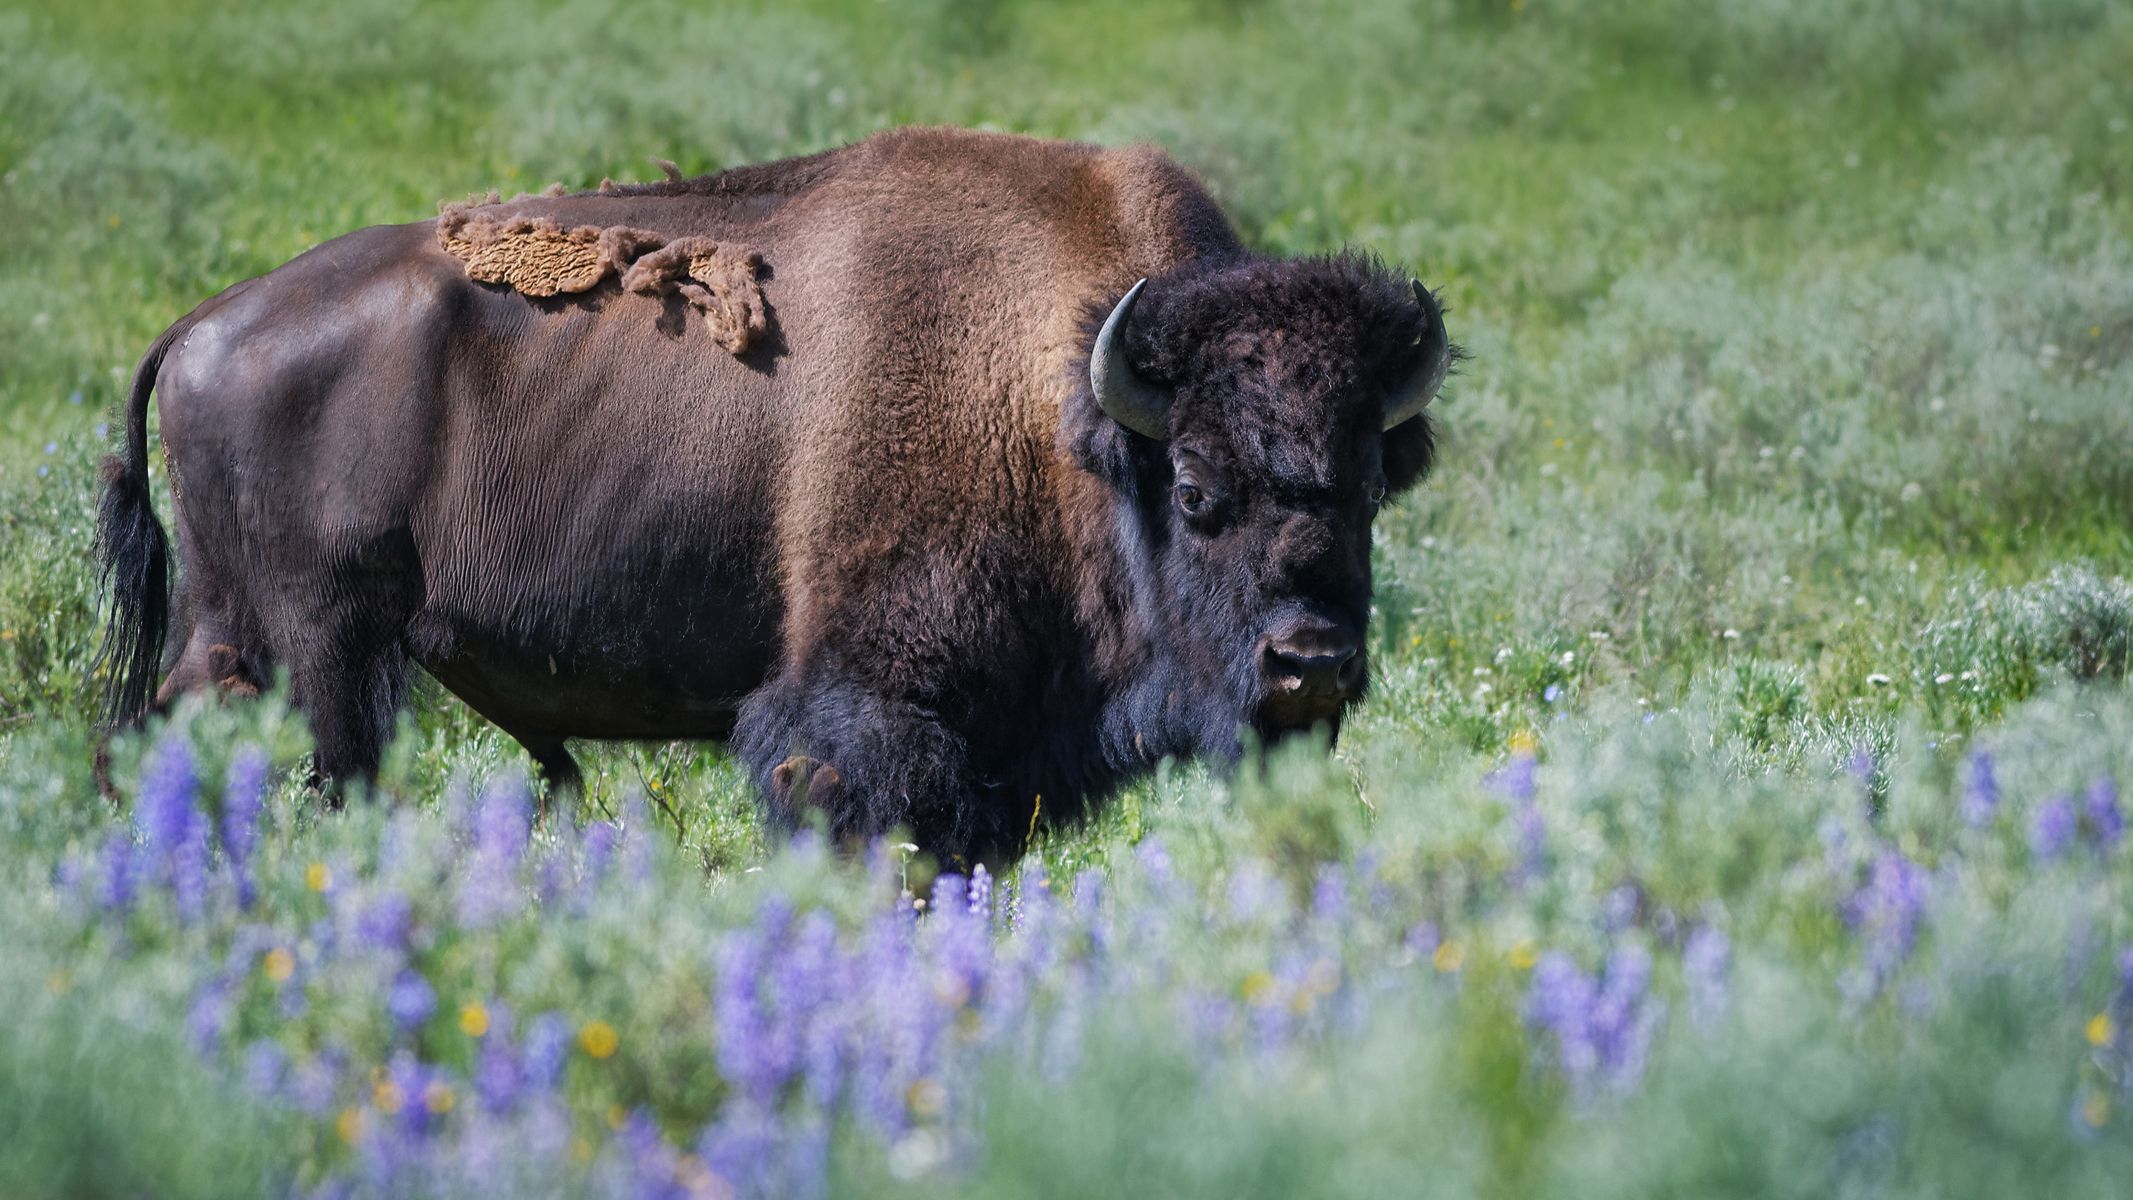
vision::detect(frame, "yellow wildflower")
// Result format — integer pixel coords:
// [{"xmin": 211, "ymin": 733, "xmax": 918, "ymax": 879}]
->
[
  {"xmin": 580, "ymin": 1019, "xmax": 619, "ymax": 1059},
  {"xmin": 1507, "ymin": 729, "xmax": 1539, "ymax": 756},
  {"xmin": 460, "ymin": 1002, "xmax": 490, "ymax": 1037},
  {"xmin": 1241, "ymin": 970, "xmax": 1275, "ymax": 1002},
  {"xmin": 2083, "ymin": 1091, "xmax": 2110, "ymax": 1129},
  {"xmin": 2086, "ymin": 1013, "xmax": 2115, "ymax": 1047},
  {"xmin": 337, "ymin": 1106, "xmax": 364, "ymax": 1146},
  {"xmin": 1509, "ymin": 939, "xmax": 1539, "ymax": 970},
  {"xmin": 1433, "ymin": 940, "xmax": 1466, "ymax": 973},
  {"xmin": 907, "ymin": 1077, "xmax": 947, "ymax": 1118},
  {"xmin": 306, "ymin": 862, "xmax": 332, "ymax": 892},
  {"xmin": 263, "ymin": 947, "xmax": 295, "ymax": 983},
  {"xmin": 372, "ymin": 1080, "xmax": 403, "ymax": 1116},
  {"xmin": 423, "ymin": 1082, "xmax": 455, "ymax": 1115}
]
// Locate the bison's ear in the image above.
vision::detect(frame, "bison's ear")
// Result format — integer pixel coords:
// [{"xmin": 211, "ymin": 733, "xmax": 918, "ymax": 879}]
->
[{"xmin": 1381, "ymin": 403, "xmax": 1436, "ymax": 496}]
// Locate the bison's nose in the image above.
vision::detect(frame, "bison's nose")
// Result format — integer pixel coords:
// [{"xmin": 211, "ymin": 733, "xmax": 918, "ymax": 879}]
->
[{"xmin": 1262, "ymin": 629, "xmax": 1364, "ymax": 699}]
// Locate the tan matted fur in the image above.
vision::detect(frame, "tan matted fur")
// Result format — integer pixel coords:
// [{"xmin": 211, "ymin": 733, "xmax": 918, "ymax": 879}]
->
[{"xmin": 436, "ymin": 192, "xmax": 769, "ymax": 354}]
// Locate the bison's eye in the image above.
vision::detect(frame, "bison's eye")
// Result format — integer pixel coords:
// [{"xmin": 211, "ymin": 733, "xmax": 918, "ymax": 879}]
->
[
  {"xmin": 1175, "ymin": 481, "xmax": 1209, "ymax": 516},
  {"xmin": 1366, "ymin": 481, "xmax": 1389, "ymax": 509}
]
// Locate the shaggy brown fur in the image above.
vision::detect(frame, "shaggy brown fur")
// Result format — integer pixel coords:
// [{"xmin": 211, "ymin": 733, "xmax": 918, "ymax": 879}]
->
[
  {"xmin": 436, "ymin": 196, "xmax": 769, "ymax": 353},
  {"xmin": 618, "ymin": 237, "xmax": 768, "ymax": 354}
]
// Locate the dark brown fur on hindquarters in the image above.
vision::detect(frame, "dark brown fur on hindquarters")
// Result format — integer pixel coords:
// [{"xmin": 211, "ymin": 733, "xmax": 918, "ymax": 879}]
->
[{"xmin": 93, "ymin": 127, "xmax": 1454, "ymax": 865}]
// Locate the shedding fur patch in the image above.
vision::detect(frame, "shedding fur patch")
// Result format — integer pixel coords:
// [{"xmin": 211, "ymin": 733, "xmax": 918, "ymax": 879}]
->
[{"xmin": 436, "ymin": 193, "xmax": 770, "ymax": 354}]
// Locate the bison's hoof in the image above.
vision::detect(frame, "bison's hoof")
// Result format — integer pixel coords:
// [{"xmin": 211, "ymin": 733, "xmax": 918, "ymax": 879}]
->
[{"xmin": 771, "ymin": 755, "xmax": 844, "ymax": 814}]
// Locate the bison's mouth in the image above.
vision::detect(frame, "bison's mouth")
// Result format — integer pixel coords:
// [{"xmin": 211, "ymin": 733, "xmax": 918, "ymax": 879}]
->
[{"xmin": 1251, "ymin": 688, "xmax": 1352, "ymax": 744}]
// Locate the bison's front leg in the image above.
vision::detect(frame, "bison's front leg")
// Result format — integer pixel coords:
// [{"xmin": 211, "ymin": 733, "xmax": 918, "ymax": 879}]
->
[{"xmin": 735, "ymin": 671, "xmax": 985, "ymax": 863}]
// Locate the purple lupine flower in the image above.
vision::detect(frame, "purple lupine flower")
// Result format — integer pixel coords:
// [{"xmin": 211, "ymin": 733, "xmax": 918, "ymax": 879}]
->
[
  {"xmin": 291, "ymin": 1049, "xmax": 345, "ymax": 1116},
  {"xmin": 1495, "ymin": 751, "xmax": 1537, "ymax": 803},
  {"xmin": 603, "ymin": 1109, "xmax": 681, "ymax": 1199},
  {"xmin": 222, "ymin": 746, "xmax": 269, "ymax": 908},
  {"xmin": 1846, "ymin": 849, "xmax": 1930, "ymax": 983},
  {"xmin": 243, "ymin": 1039, "xmax": 288, "ymax": 1097},
  {"xmin": 1847, "ymin": 744, "xmax": 1876, "ymax": 787},
  {"xmin": 1526, "ymin": 944, "xmax": 1664, "ymax": 1100},
  {"xmin": 387, "ymin": 969, "xmax": 437, "ymax": 1032},
  {"xmin": 137, "ymin": 732, "xmax": 210, "ymax": 918},
  {"xmin": 782, "ymin": 909, "xmax": 850, "ymax": 1109},
  {"xmin": 581, "ymin": 820, "xmax": 618, "ymax": 893},
  {"xmin": 699, "ymin": 1107, "xmax": 784, "ymax": 1200},
  {"xmin": 521, "ymin": 1012, "xmax": 571, "ymax": 1091},
  {"xmin": 136, "ymin": 732, "xmax": 200, "ymax": 851},
  {"xmin": 1512, "ymin": 801, "xmax": 1547, "ymax": 884},
  {"xmin": 1072, "ymin": 868, "xmax": 1105, "ymax": 917},
  {"xmin": 355, "ymin": 892, "xmax": 416, "ymax": 953},
  {"xmin": 1227, "ymin": 861, "xmax": 1285, "ymax": 926},
  {"xmin": 933, "ymin": 886, "xmax": 996, "ymax": 1031},
  {"xmin": 1683, "ymin": 923, "xmax": 1731, "ymax": 1029},
  {"xmin": 967, "ymin": 863, "xmax": 993, "ymax": 920},
  {"xmin": 1593, "ymin": 944, "xmax": 1662, "ymax": 1093},
  {"xmin": 1404, "ymin": 921, "xmax": 1441, "ymax": 960},
  {"xmin": 187, "ymin": 978, "xmax": 234, "ymax": 1053},
  {"xmin": 1960, "ymin": 750, "xmax": 1998, "ymax": 828},
  {"xmin": 1601, "ymin": 884, "xmax": 1639, "ymax": 933},
  {"xmin": 221, "ymin": 747, "xmax": 267, "ymax": 849},
  {"xmin": 2032, "ymin": 796, "xmax": 2078, "ymax": 861},
  {"xmin": 1310, "ymin": 864, "xmax": 1349, "ymax": 925},
  {"xmin": 98, "ymin": 830, "xmax": 139, "ymax": 913},
  {"xmin": 474, "ymin": 1006, "xmax": 522, "ymax": 1113},
  {"xmin": 2085, "ymin": 778, "xmax": 2122, "ymax": 850},
  {"xmin": 1526, "ymin": 951, "xmax": 1601, "ymax": 1094},
  {"xmin": 1135, "ymin": 837, "xmax": 1175, "ymax": 890},
  {"xmin": 715, "ymin": 903, "xmax": 795, "ymax": 1108},
  {"xmin": 849, "ymin": 908, "xmax": 929, "ymax": 1135},
  {"xmin": 385, "ymin": 1052, "xmax": 441, "ymax": 1139},
  {"xmin": 458, "ymin": 775, "xmax": 532, "ymax": 925}
]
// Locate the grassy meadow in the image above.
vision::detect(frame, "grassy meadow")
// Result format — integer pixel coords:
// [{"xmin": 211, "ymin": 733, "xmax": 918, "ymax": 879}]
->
[{"xmin": 3, "ymin": 0, "xmax": 2132, "ymax": 1195}]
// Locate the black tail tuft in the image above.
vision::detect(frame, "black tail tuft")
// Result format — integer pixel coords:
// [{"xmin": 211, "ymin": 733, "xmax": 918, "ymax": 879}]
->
[
  {"xmin": 94, "ymin": 323, "xmax": 183, "ymax": 730},
  {"xmin": 95, "ymin": 453, "xmax": 170, "ymax": 728}
]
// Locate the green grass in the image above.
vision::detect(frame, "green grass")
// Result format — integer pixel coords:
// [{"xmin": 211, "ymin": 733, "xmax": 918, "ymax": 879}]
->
[{"xmin": 2, "ymin": 0, "xmax": 2132, "ymax": 1194}]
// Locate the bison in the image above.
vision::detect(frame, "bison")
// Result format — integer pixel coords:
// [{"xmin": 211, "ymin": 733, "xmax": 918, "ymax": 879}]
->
[{"xmin": 97, "ymin": 127, "xmax": 1451, "ymax": 864}]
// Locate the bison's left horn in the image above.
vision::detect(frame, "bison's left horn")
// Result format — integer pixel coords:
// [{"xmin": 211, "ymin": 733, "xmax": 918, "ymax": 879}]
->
[
  {"xmin": 1090, "ymin": 278, "xmax": 1172, "ymax": 441},
  {"xmin": 1383, "ymin": 280, "xmax": 1451, "ymax": 431}
]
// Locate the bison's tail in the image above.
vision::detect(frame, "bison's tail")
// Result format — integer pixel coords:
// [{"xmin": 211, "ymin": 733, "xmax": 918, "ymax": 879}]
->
[{"xmin": 94, "ymin": 321, "xmax": 184, "ymax": 729}]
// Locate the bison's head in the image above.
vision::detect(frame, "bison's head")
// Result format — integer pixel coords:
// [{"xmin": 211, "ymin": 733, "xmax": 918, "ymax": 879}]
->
[{"xmin": 1067, "ymin": 255, "xmax": 1450, "ymax": 759}]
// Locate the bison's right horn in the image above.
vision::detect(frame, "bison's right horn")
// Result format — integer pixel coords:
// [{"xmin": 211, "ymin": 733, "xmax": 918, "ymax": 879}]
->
[
  {"xmin": 1383, "ymin": 280, "xmax": 1451, "ymax": 431},
  {"xmin": 1090, "ymin": 278, "xmax": 1172, "ymax": 441}
]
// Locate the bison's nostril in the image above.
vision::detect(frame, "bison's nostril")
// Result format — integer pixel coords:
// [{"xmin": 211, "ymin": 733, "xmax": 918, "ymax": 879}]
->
[
  {"xmin": 1338, "ymin": 652, "xmax": 1365, "ymax": 691},
  {"xmin": 1265, "ymin": 637, "xmax": 1361, "ymax": 696}
]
